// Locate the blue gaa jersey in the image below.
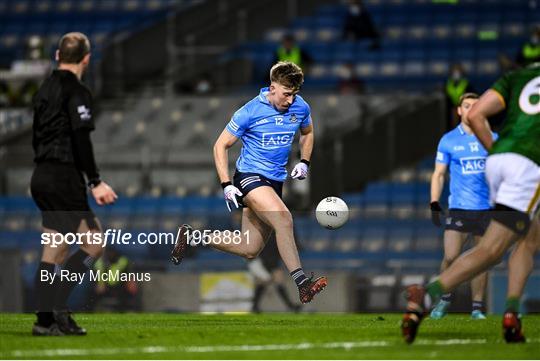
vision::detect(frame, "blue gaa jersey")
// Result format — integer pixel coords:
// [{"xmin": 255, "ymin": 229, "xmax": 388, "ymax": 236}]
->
[
  {"xmin": 225, "ymin": 87, "xmax": 312, "ymax": 182},
  {"xmin": 436, "ymin": 124, "xmax": 498, "ymax": 210}
]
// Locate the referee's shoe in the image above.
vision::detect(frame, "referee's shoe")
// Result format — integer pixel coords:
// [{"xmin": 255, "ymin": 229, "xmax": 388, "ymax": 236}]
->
[
  {"xmin": 32, "ymin": 322, "xmax": 64, "ymax": 336},
  {"xmin": 54, "ymin": 310, "xmax": 87, "ymax": 335}
]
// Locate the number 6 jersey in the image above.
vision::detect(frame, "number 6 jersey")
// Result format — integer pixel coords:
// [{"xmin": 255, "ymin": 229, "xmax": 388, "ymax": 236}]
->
[{"xmin": 490, "ymin": 62, "xmax": 540, "ymax": 165}]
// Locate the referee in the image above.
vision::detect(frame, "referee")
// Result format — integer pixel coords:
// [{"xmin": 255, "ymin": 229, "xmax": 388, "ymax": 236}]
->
[{"xmin": 31, "ymin": 32, "xmax": 117, "ymax": 336}]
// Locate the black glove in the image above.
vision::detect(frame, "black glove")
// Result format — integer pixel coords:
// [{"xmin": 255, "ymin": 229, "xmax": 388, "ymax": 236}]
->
[{"xmin": 430, "ymin": 201, "xmax": 444, "ymax": 227}]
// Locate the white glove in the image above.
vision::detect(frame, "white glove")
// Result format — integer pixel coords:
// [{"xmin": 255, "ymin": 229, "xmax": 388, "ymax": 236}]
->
[
  {"xmin": 291, "ymin": 161, "xmax": 309, "ymax": 180},
  {"xmin": 223, "ymin": 184, "xmax": 243, "ymax": 211}
]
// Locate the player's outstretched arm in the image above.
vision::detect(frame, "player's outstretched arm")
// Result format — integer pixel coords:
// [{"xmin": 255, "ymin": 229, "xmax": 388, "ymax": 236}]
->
[{"xmin": 468, "ymin": 89, "xmax": 505, "ymax": 151}]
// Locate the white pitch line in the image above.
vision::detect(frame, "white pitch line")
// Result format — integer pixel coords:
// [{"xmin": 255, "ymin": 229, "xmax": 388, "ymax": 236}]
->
[
  {"xmin": 416, "ymin": 339, "xmax": 487, "ymax": 346},
  {"xmin": 7, "ymin": 338, "xmax": 534, "ymax": 358},
  {"xmin": 5, "ymin": 338, "xmax": 540, "ymax": 358},
  {"xmin": 6, "ymin": 341, "xmax": 390, "ymax": 358}
]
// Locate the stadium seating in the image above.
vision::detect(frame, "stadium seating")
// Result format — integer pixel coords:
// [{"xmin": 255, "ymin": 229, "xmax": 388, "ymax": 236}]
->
[
  {"xmin": 0, "ymin": 0, "xmax": 200, "ymax": 66},
  {"xmin": 237, "ymin": 0, "xmax": 539, "ymax": 91}
]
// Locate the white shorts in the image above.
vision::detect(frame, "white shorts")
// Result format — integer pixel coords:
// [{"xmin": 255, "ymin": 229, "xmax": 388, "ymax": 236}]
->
[{"xmin": 485, "ymin": 153, "xmax": 540, "ymax": 218}]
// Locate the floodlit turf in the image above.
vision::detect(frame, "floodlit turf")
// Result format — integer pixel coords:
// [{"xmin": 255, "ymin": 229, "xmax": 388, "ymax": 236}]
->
[{"xmin": 0, "ymin": 313, "xmax": 539, "ymax": 359}]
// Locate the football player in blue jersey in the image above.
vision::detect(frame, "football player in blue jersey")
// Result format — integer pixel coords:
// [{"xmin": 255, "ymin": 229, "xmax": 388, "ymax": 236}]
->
[
  {"xmin": 171, "ymin": 62, "xmax": 327, "ymax": 304},
  {"xmin": 429, "ymin": 93, "xmax": 497, "ymax": 320}
]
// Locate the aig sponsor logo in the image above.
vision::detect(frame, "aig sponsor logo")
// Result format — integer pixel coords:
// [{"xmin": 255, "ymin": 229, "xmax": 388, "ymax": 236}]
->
[
  {"xmin": 460, "ymin": 156, "xmax": 486, "ymax": 174},
  {"xmin": 261, "ymin": 131, "xmax": 295, "ymax": 148}
]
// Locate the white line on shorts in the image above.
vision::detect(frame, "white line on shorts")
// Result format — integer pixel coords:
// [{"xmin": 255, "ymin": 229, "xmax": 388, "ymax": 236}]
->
[{"xmin": 5, "ymin": 338, "xmax": 538, "ymax": 358}]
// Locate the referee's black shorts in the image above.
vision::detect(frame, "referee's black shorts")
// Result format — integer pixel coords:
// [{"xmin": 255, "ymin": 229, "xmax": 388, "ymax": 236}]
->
[{"xmin": 31, "ymin": 161, "xmax": 96, "ymax": 234}]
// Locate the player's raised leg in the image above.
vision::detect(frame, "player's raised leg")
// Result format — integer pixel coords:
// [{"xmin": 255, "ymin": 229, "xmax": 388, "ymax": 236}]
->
[
  {"xmin": 243, "ymin": 187, "xmax": 300, "ymax": 271},
  {"xmin": 171, "ymin": 206, "xmax": 271, "ymax": 264},
  {"xmin": 210, "ymin": 206, "xmax": 272, "ymax": 258},
  {"xmin": 428, "ymin": 222, "xmax": 514, "ymax": 298},
  {"xmin": 244, "ymin": 186, "xmax": 327, "ymax": 304}
]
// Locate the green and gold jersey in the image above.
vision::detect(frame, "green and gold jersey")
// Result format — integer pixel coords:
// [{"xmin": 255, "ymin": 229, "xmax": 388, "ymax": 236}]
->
[{"xmin": 490, "ymin": 62, "xmax": 540, "ymax": 165}]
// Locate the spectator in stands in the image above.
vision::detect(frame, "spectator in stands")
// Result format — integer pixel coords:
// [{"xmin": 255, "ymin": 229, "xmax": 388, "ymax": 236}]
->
[
  {"xmin": 91, "ymin": 247, "xmax": 138, "ymax": 312},
  {"xmin": 516, "ymin": 25, "xmax": 540, "ymax": 66},
  {"xmin": 342, "ymin": 0, "xmax": 380, "ymax": 50},
  {"xmin": 274, "ymin": 34, "xmax": 312, "ymax": 72},
  {"xmin": 445, "ymin": 63, "xmax": 475, "ymax": 130},
  {"xmin": 337, "ymin": 63, "xmax": 364, "ymax": 94},
  {"xmin": 26, "ymin": 35, "xmax": 47, "ymax": 60}
]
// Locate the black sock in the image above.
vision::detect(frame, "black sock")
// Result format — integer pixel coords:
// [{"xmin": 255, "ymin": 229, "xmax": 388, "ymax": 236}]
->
[
  {"xmin": 290, "ymin": 268, "xmax": 308, "ymax": 287},
  {"xmin": 54, "ymin": 249, "xmax": 95, "ymax": 310},
  {"xmin": 472, "ymin": 301, "xmax": 484, "ymax": 312},
  {"xmin": 441, "ymin": 293, "xmax": 452, "ymax": 302},
  {"xmin": 276, "ymin": 284, "xmax": 295, "ymax": 309},
  {"xmin": 252, "ymin": 284, "xmax": 265, "ymax": 311},
  {"xmin": 34, "ymin": 262, "xmax": 58, "ymax": 327}
]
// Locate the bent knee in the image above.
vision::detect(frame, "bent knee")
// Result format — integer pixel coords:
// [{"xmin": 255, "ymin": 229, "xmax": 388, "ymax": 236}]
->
[
  {"xmin": 243, "ymin": 249, "xmax": 261, "ymax": 260},
  {"xmin": 479, "ymin": 244, "xmax": 505, "ymax": 265},
  {"xmin": 271, "ymin": 211, "xmax": 293, "ymax": 231},
  {"xmin": 241, "ymin": 243, "xmax": 264, "ymax": 260}
]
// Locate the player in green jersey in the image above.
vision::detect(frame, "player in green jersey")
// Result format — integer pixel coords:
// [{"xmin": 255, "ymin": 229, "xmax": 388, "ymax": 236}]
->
[{"xmin": 401, "ymin": 61, "xmax": 540, "ymax": 344}]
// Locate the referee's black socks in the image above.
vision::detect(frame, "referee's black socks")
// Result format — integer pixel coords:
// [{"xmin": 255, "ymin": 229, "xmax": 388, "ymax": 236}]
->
[
  {"xmin": 34, "ymin": 262, "xmax": 58, "ymax": 327},
  {"xmin": 54, "ymin": 249, "xmax": 96, "ymax": 310}
]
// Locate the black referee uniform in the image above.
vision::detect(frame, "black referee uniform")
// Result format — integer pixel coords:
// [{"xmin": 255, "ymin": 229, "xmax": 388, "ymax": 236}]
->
[{"xmin": 31, "ymin": 69, "xmax": 99, "ymax": 233}]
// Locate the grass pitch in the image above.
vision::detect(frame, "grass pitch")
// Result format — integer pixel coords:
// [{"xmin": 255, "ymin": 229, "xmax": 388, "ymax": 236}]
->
[{"xmin": 1, "ymin": 313, "xmax": 539, "ymax": 359}]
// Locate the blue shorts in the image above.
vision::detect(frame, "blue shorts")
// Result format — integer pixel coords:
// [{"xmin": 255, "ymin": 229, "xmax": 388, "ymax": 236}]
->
[{"xmin": 233, "ymin": 170, "xmax": 283, "ymax": 206}]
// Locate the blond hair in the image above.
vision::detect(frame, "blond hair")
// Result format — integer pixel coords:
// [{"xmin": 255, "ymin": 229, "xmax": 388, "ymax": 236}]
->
[
  {"xmin": 458, "ymin": 92, "xmax": 479, "ymax": 106},
  {"xmin": 269, "ymin": 61, "xmax": 304, "ymax": 90}
]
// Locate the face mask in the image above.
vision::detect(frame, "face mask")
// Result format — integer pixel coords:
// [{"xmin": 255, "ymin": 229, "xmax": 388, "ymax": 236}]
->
[
  {"xmin": 531, "ymin": 35, "xmax": 540, "ymax": 45},
  {"xmin": 452, "ymin": 71, "xmax": 462, "ymax": 80}
]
